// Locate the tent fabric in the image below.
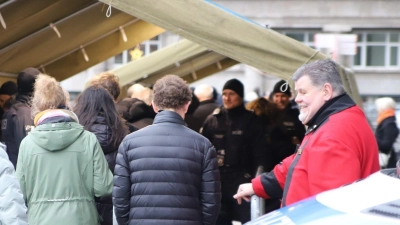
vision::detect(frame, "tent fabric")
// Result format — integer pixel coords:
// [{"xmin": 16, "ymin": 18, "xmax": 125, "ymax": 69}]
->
[
  {"xmin": 100, "ymin": 0, "xmax": 328, "ymax": 81},
  {"xmin": 113, "ymin": 39, "xmax": 239, "ymax": 86},
  {"xmin": 0, "ymin": 0, "xmax": 96, "ymax": 49},
  {"xmin": 0, "ymin": 0, "xmax": 163, "ymax": 82},
  {"xmin": 100, "ymin": 0, "xmax": 362, "ymax": 106}
]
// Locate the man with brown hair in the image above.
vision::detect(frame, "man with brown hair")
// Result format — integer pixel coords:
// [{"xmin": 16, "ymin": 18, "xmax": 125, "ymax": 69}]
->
[
  {"xmin": 113, "ymin": 75, "xmax": 221, "ymax": 225},
  {"xmin": 89, "ymin": 71, "xmax": 121, "ymax": 101}
]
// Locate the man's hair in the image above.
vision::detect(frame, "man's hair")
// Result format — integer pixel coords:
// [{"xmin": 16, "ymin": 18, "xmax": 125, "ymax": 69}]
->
[
  {"xmin": 89, "ymin": 71, "xmax": 120, "ymax": 100},
  {"xmin": 194, "ymin": 84, "xmax": 213, "ymax": 100},
  {"xmin": 375, "ymin": 97, "xmax": 396, "ymax": 113},
  {"xmin": 292, "ymin": 59, "xmax": 345, "ymax": 96},
  {"xmin": 31, "ymin": 74, "xmax": 67, "ymax": 117},
  {"xmin": 153, "ymin": 75, "xmax": 191, "ymax": 110}
]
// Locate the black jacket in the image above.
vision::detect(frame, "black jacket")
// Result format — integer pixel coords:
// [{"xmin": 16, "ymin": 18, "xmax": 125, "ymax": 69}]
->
[
  {"xmin": 90, "ymin": 115, "xmax": 125, "ymax": 225},
  {"xmin": 375, "ymin": 116, "xmax": 399, "ymax": 168},
  {"xmin": 193, "ymin": 99, "xmax": 220, "ymax": 125},
  {"xmin": 1, "ymin": 94, "xmax": 33, "ymax": 168},
  {"xmin": 113, "ymin": 110, "xmax": 221, "ymax": 225},
  {"xmin": 268, "ymin": 104, "xmax": 305, "ymax": 166},
  {"xmin": 201, "ymin": 105, "xmax": 269, "ymax": 174},
  {"xmin": 116, "ymin": 98, "xmax": 156, "ymax": 129}
]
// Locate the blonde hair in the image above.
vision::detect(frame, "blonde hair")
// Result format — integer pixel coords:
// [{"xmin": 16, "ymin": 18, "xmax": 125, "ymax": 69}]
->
[
  {"xmin": 31, "ymin": 74, "xmax": 66, "ymax": 117},
  {"xmin": 136, "ymin": 87, "xmax": 153, "ymax": 105},
  {"xmin": 129, "ymin": 83, "xmax": 145, "ymax": 98}
]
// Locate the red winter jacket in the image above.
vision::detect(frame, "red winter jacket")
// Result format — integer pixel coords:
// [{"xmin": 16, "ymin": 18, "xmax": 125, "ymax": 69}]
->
[{"xmin": 252, "ymin": 94, "xmax": 380, "ymax": 206}]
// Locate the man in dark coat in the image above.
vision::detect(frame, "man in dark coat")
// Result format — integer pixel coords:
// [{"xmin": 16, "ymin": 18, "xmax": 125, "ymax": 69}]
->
[
  {"xmin": 269, "ymin": 80, "xmax": 306, "ymax": 166},
  {"xmin": 0, "ymin": 81, "xmax": 18, "ymax": 140},
  {"xmin": 1, "ymin": 68, "xmax": 40, "ymax": 168},
  {"xmin": 193, "ymin": 84, "xmax": 220, "ymax": 125},
  {"xmin": 201, "ymin": 78, "xmax": 269, "ymax": 225},
  {"xmin": 113, "ymin": 75, "xmax": 221, "ymax": 225}
]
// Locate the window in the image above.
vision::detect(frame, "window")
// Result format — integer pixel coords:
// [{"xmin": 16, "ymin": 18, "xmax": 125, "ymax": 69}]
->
[
  {"xmin": 354, "ymin": 32, "xmax": 400, "ymax": 69},
  {"xmin": 283, "ymin": 32, "xmax": 315, "ymax": 48},
  {"xmin": 113, "ymin": 35, "xmax": 161, "ymax": 67}
]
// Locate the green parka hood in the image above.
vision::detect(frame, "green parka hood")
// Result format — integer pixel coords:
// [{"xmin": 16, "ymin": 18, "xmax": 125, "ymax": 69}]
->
[{"xmin": 30, "ymin": 122, "xmax": 84, "ymax": 151}]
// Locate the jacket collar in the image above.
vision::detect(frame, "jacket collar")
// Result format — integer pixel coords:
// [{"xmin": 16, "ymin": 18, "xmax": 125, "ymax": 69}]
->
[
  {"xmin": 15, "ymin": 93, "xmax": 31, "ymax": 105},
  {"xmin": 224, "ymin": 104, "xmax": 246, "ymax": 115},
  {"xmin": 305, "ymin": 93, "xmax": 355, "ymax": 135},
  {"xmin": 153, "ymin": 110, "xmax": 186, "ymax": 126}
]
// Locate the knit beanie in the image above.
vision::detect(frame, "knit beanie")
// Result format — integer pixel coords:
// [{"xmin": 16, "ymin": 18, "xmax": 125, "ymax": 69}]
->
[
  {"xmin": 223, "ymin": 79, "xmax": 244, "ymax": 98},
  {"xmin": 0, "ymin": 81, "xmax": 17, "ymax": 95},
  {"xmin": 17, "ymin": 67, "xmax": 40, "ymax": 95},
  {"xmin": 272, "ymin": 80, "xmax": 291, "ymax": 97}
]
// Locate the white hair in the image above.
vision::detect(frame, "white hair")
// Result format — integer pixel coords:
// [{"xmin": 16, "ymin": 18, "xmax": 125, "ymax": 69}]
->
[
  {"xmin": 194, "ymin": 84, "xmax": 213, "ymax": 101},
  {"xmin": 136, "ymin": 87, "xmax": 153, "ymax": 106},
  {"xmin": 375, "ymin": 97, "xmax": 396, "ymax": 113},
  {"xmin": 128, "ymin": 83, "xmax": 145, "ymax": 98}
]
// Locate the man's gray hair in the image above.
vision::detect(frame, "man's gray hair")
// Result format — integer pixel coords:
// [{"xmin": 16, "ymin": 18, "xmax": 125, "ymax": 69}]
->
[
  {"xmin": 292, "ymin": 59, "xmax": 345, "ymax": 96},
  {"xmin": 375, "ymin": 97, "xmax": 396, "ymax": 113},
  {"xmin": 194, "ymin": 84, "xmax": 213, "ymax": 100}
]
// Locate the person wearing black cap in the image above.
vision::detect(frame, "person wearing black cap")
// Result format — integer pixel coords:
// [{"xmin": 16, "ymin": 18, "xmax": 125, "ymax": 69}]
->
[
  {"xmin": 201, "ymin": 78, "xmax": 270, "ymax": 225},
  {"xmin": 0, "ymin": 81, "xmax": 17, "ymax": 110},
  {"xmin": 268, "ymin": 80, "xmax": 306, "ymax": 166},
  {"xmin": 1, "ymin": 67, "xmax": 40, "ymax": 168}
]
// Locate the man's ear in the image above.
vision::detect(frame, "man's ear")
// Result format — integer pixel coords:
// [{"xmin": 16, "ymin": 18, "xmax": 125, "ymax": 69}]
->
[
  {"xmin": 323, "ymin": 83, "xmax": 334, "ymax": 101},
  {"xmin": 152, "ymin": 100, "xmax": 159, "ymax": 113},
  {"xmin": 183, "ymin": 101, "xmax": 191, "ymax": 114}
]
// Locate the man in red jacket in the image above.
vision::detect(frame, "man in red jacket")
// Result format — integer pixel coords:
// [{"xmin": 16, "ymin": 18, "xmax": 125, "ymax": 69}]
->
[{"xmin": 234, "ymin": 59, "xmax": 380, "ymax": 207}]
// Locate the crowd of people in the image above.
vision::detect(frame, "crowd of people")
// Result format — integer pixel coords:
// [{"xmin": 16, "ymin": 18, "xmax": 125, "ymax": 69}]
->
[{"xmin": 0, "ymin": 59, "xmax": 397, "ymax": 225}]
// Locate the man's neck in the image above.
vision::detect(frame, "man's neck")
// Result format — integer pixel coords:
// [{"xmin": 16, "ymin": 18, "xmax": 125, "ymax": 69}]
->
[{"xmin": 162, "ymin": 108, "xmax": 186, "ymax": 119}]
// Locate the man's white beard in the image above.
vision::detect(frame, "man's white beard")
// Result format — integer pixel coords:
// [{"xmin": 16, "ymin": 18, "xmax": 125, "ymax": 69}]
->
[{"xmin": 298, "ymin": 111, "xmax": 308, "ymax": 123}]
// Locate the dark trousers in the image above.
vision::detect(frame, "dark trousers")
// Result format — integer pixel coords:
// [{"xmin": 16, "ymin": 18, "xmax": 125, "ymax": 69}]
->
[
  {"xmin": 217, "ymin": 172, "xmax": 251, "ymax": 225},
  {"xmin": 96, "ymin": 202, "xmax": 113, "ymax": 225}
]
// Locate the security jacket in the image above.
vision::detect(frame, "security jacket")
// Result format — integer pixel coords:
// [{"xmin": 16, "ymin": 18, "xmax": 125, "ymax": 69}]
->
[
  {"xmin": 202, "ymin": 104, "xmax": 269, "ymax": 174},
  {"xmin": 252, "ymin": 94, "xmax": 380, "ymax": 206}
]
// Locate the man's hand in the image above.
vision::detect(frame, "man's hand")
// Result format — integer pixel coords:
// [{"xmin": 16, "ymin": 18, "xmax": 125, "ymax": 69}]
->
[{"xmin": 233, "ymin": 183, "xmax": 255, "ymax": 205}]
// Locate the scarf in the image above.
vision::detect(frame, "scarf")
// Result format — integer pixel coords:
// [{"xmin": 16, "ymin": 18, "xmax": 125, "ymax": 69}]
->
[
  {"xmin": 376, "ymin": 108, "xmax": 395, "ymax": 125},
  {"xmin": 34, "ymin": 109, "xmax": 79, "ymax": 126}
]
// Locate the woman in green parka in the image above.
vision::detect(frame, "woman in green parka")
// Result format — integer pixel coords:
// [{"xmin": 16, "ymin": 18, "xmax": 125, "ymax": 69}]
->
[{"xmin": 16, "ymin": 74, "xmax": 113, "ymax": 225}]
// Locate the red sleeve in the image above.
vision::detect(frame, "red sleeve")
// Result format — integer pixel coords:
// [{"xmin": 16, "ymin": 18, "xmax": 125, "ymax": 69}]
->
[
  {"xmin": 252, "ymin": 175, "xmax": 269, "ymax": 198},
  {"xmin": 273, "ymin": 155, "xmax": 294, "ymax": 189},
  {"xmin": 251, "ymin": 154, "xmax": 295, "ymax": 199}
]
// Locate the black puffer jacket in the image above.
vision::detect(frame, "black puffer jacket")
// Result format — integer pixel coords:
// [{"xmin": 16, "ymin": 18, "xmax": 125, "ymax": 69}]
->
[
  {"xmin": 113, "ymin": 110, "xmax": 221, "ymax": 225},
  {"xmin": 90, "ymin": 115, "xmax": 123, "ymax": 225}
]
